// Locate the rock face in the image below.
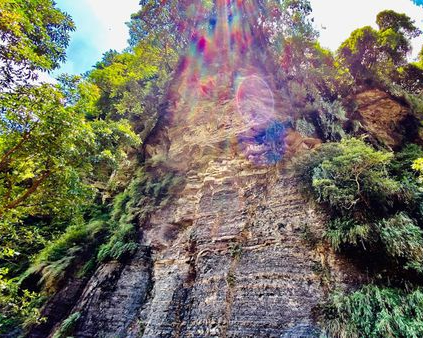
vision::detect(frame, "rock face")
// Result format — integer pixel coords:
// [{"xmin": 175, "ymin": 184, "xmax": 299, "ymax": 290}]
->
[
  {"xmin": 32, "ymin": 4, "xmax": 365, "ymax": 337},
  {"xmin": 54, "ymin": 148, "xmax": 361, "ymax": 338},
  {"xmin": 352, "ymin": 89, "xmax": 416, "ymax": 148}
]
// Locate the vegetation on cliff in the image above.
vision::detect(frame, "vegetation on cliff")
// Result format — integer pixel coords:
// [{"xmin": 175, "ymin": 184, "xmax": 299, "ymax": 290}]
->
[
  {"xmin": 0, "ymin": 0, "xmax": 174, "ymax": 332},
  {"xmin": 288, "ymin": 6, "xmax": 423, "ymax": 336},
  {"xmin": 1, "ymin": 0, "xmax": 423, "ymax": 337}
]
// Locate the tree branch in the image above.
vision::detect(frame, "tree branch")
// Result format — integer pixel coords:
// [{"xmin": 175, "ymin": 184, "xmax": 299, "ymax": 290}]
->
[
  {"xmin": 0, "ymin": 131, "xmax": 31, "ymax": 172},
  {"xmin": 0, "ymin": 170, "xmax": 51, "ymax": 219}
]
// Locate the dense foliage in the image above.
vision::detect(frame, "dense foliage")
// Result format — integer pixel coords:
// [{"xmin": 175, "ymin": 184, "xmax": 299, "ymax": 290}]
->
[
  {"xmin": 338, "ymin": 10, "xmax": 421, "ymax": 84},
  {"xmin": 297, "ymin": 138, "xmax": 423, "ymax": 269},
  {"xmin": 295, "ymin": 136, "xmax": 423, "ymax": 336},
  {"xmin": 0, "ymin": 0, "xmax": 171, "ymax": 333},
  {"xmin": 324, "ymin": 285, "xmax": 423, "ymax": 338},
  {"xmin": 283, "ymin": 6, "xmax": 423, "ymax": 335},
  {"xmin": 0, "ymin": 0, "xmax": 75, "ymax": 88}
]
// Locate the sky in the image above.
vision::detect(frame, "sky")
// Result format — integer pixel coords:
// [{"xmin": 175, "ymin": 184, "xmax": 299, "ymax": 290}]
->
[
  {"xmin": 49, "ymin": 0, "xmax": 423, "ymax": 78},
  {"xmin": 310, "ymin": 0, "xmax": 423, "ymax": 60},
  {"xmin": 51, "ymin": 0, "xmax": 140, "ymax": 76}
]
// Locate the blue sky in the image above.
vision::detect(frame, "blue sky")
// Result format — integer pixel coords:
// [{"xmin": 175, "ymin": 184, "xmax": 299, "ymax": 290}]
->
[
  {"xmin": 52, "ymin": 0, "xmax": 139, "ymax": 76},
  {"xmin": 48, "ymin": 0, "xmax": 423, "ymax": 80}
]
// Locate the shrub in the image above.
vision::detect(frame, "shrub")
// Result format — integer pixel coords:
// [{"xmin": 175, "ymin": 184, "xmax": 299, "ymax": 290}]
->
[
  {"xmin": 97, "ymin": 169, "xmax": 181, "ymax": 262},
  {"xmin": 378, "ymin": 213, "xmax": 423, "ymax": 272},
  {"xmin": 0, "ymin": 267, "xmax": 45, "ymax": 334},
  {"xmin": 323, "ymin": 285, "xmax": 423, "ymax": 338},
  {"xmin": 315, "ymin": 100, "xmax": 347, "ymax": 141},
  {"xmin": 97, "ymin": 222, "xmax": 138, "ymax": 262},
  {"xmin": 297, "ymin": 139, "xmax": 423, "ymax": 336},
  {"xmin": 325, "ymin": 218, "xmax": 371, "ymax": 252},
  {"xmin": 293, "ymin": 141, "xmax": 342, "ymax": 189},
  {"xmin": 97, "ymin": 187, "xmax": 140, "ymax": 262},
  {"xmin": 390, "ymin": 144, "xmax": 423, "ymax": 179},
  {"xmin": 324, "ymin": 213, "xmax": 423, "ymax": 274},
  {"xmin": 295, "ymin": 137, "xmax": 423, "ymax": 276},
  {"xmin": 405, "ymin": 92, "xmax": 423, "ymax": 115},
  {"xmin": 296, "ymin": 118, "xmax": 316, "ymax": 137},
  {"xmin": 296, "ymin": 137, "xmax": 400, "ymax": 216},
  {"xmin": 412, "ymin": 157, "xmax": 423, "ymax": 182},
  {"xmin": 30, "ymin": 218, "xmax": 107, "ymax": 291}
]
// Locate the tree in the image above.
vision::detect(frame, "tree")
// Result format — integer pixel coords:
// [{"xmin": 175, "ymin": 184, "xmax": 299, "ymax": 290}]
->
[
  {"xmin": 264, "ymin": 0, "xmax": 316, "ymax": 44},
  {"xmin": 0, "ymin": 84, "xmax": 139, "ymax": 250},
  {"xmin": 0, "ymin": 85, "xmax": 90, "ymax": 222},
  {"xmin": 0, "ymin": 2, "xmax": 145, "ymax": 332},
  {"xmin": 338, "ymin": 26, "xmax": 380, "ymax": 82},
  {"xmin": 0, "ymin": 82, "xmax": 139, "ymax": 335},
  {"xmin": 127, "ymin": 0, "xmax": 213, "ymax": 51},
  {"xmin": 338, "ymin": 11, "xmax": 421, "ymax": 84},
  {"xmin": 376, "ymin": 10, "xmax": 421, "ymax": 38},
  {"xmin": 309, "ymin": 138, "xmax": 399, "ymax": 214},
  {"xmin": 393, "ymin": 63, "xmax": 423, "ymax": 93},
  {"xmin": 391, "ymin": 45, "xmax": 423, "ymax": 93},
  {"xmin": 0, "ymin": 0, "xmax": 75, "ymax": 88},
  {"xmin": 79, "ymin": 39, "xmax": 174, "ymax": 138}
]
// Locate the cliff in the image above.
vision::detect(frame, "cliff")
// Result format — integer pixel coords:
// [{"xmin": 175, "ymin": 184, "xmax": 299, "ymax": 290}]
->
[{"xmin": 27, "ymin": 5, "xmax": 418, "ymax": 338}]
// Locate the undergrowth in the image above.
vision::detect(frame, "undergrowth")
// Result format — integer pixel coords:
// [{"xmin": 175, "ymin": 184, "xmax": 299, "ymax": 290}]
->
[
  {"xmin": 52, "ymin": 312, "xmax": 81, "ymax": 338},
  {"xmin": 2, "ymin": 165, "xmax": 182, "ymax": 334},
  {"xmin": 294, "ymin": 137, "xmax": 423, "ymax": 336},
  {"xmin": 97, "ymin": 169, "xmax": 181, "ymax": 262},
  {"xmin": 322, "ymin": 285, "xmax": 423, "ymax": 338}
]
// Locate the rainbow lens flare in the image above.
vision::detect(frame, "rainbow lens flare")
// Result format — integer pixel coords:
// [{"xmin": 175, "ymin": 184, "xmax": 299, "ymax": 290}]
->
[{"xmin": 167, "ymin": 0, "xmax": 287, "ymax": 166}]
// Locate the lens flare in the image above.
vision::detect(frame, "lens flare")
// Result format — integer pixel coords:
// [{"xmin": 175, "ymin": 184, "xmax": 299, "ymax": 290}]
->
[
  {"xmin": 236, "ymin": 75, "xmax": 275, "ymax": 126},
  {"xmin": 168, "ymin": 0, "xmax": 286, "ymax": 165}
]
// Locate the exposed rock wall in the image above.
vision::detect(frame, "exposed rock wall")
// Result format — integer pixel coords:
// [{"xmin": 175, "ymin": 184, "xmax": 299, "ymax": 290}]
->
[
  {"xmin": 31, "ymin": 4, "xmax": 369, "ymax": 336},
  {"xmin": 32, "ymin": 84, "xmax": 417, "ymax": 338},
  {"xmin": 39, "ymin": 69, "xmax": 362, "ymax": 338},
  {"xmin": 59, "ymin": 154, "xmax": 362, "ymax": 338},
  {"xmin": 350, "ymin": 89, "xmax": 417, "ymax": 148}
]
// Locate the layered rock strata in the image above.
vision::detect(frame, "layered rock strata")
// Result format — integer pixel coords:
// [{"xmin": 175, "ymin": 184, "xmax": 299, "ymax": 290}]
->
[{"xmin": 30, "ymin": 4, "xmax": 368, "ymax": 336}]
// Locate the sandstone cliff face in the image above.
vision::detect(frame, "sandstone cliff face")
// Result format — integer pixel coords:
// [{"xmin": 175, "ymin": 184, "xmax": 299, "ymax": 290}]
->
[
  {"xmin": 46, "ymin": 141, "xmax": 361, "ymax": 337},
  {"xmin": 30, "ymin": 6, "xmax": 368, "ymax": 337},
  {"xmin": 39, "ymin": 72, "xmax": 361, "ymax": 338},
  {"xmin": 351, "ymin": 89, "xmax": 417, "ymax": 148},
  {"xmin": 30, "ymin": 84, "xmax": 417, "ymax": 338}
]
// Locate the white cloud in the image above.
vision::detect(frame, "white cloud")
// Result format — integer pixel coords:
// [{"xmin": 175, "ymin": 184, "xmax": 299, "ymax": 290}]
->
[
  {"xmin": 310, "ymin": 0, "xmax": 423, "ymax": 60},
  {"xmin": 84, "ymin": 0, "xmax": 140, "ymax": 52}
]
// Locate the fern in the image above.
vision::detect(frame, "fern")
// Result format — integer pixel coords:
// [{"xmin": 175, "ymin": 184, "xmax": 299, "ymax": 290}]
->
[
  {"xmin": 323, "ymin": 285, "xmax": 423, "ymax": 338},
  {"xmin": 53, "ymin": 312, "xmax": 81, "ymax": 338}
]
